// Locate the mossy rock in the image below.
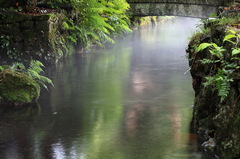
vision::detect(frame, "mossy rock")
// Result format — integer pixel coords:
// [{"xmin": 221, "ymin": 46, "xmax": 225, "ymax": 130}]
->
[{"xmin": 0, "ymin": 70, "xmax": 40, "ymax": 106}]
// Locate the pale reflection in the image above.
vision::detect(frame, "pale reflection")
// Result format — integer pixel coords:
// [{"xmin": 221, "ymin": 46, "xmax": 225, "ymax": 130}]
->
[
  {"xmin": 131, "ymin": 70, "xmax": 158, "ymax": 94},
  {"xmin": 125, "ymin": 104, "xmax": 145, "ymax": 138},
  {"xmin": 132, "ymin": 71, "xmax": 148, "ymax": 93},
  {"xmin": 171, "ymin": 109, "xmax": 182, "ymax": 142},
  {"xmin": 52, "ymin": 142, "xmax": 64, "ymax": 159}
]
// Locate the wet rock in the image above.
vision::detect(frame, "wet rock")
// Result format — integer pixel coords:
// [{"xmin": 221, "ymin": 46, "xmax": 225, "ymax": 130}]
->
[
  {"xmin": 202, "ymin": 138, "xmax": 216, "ymax": 150},
  {"xmin": 0, "ymin": 70, "xmax": 40, "ymax": 106}
]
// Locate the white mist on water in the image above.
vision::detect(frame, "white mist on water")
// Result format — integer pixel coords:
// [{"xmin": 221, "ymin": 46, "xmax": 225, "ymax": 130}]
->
[{"xmin": 0, "ymin": 17, "xmax": 207, "ymax": 159}]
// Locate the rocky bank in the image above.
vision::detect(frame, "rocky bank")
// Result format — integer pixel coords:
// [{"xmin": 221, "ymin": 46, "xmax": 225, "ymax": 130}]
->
[{"xmin": 187, "ymin": 4, "xmax": 240, "ymax": 158}]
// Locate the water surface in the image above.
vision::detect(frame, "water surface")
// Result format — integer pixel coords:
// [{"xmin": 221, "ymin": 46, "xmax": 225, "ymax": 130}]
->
[{"xmin": 0, "ymin": 17, "xmax": 206, "ymax": 159}]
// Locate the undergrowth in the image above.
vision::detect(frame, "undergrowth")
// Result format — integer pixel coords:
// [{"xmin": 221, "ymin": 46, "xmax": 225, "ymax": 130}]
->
[{"xmin": 196, "ymin": 29, "xmax": 240, "ymax": 102}]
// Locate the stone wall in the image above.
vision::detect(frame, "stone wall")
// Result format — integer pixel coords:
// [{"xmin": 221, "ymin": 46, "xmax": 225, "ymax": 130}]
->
[
  {"xmin": 129, "ymin": 3, "xmax": 219, "ymax": 18},
  {"xmin": 0, "ymin": 10, "xmax": 72, "ymax": 64},
  {"xmin": 127, "ymin": 0, "xmax": 224, "ymax": 6}
]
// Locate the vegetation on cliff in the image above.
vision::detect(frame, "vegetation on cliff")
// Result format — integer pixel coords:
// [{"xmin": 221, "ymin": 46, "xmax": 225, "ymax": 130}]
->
[{"xmin": 187, "ymin": 2, "xmax": 240, "ymax": 158}]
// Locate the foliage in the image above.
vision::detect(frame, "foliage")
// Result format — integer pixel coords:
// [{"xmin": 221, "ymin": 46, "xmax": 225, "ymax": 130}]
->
[
  {"xmin": 62, "ymin": 0, "xmax": 131, "ymax": 48},
  {"xmin": 196, "ymin": 29, "xmax": 240, "ymax": 102},
  {"xmin": 0, "ymin": 60, "xmax": 53, "ymax": 90}
]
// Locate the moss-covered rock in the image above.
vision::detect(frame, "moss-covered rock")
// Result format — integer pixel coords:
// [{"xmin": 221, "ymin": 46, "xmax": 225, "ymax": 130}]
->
[{"xmin": 0, "ymin": 70, "xmax": 40, "ymax": 106}]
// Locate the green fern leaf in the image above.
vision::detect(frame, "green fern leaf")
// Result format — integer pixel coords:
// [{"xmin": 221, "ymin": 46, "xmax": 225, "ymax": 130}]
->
[{"xmin": 36, "ymin": 80, "xmax": 49, "ymax": 91}]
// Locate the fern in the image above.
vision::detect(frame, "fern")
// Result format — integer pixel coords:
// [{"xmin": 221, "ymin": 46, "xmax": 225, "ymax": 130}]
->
[
  {"xmin": 203, "ymin": 70, "xmax": 233, "ymax": 102},
  {"xmin": 197, "ymin": 30, "xmax": 240, "ymax": 102},
  {"xmin": 26, "ymin": 60, "xmax": 54, "ymax": 89},
  {"xmin": 215, "ymin": 69, "xmax": 233, "ymax": 102},
  {"xmin": 200, "ymin": 59, "xmax": 219, "ymax": 64},
  {"xmin": 0, "ymin": 60, "xmax": 54, "ymax": 90},
  {"xmin": 28, "ymin": 60, "xmax": 44, "ymax": 74},
  {"xmin": 62, "ymin": 0, "xmax": 131, "ymax": 48},
  {"xmin": 11, "ymin": 62, "xmax": 25, "ymax": 71}
]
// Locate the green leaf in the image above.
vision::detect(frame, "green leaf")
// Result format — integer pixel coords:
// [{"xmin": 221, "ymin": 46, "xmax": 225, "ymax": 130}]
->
[
  {"xmin": 211, "ymin": 43, "xmax": 219, "ymax": 48},
  {"xmin": 229, "ymin": 30, "xmax": 237, "ymax": 35},
  {"xmin": 223, "ymin": 34, "xmax": 236, "ymax": 43},
  {"xmin": 196, "ymin": 43, "xmax": 212, "ymax": 52},
  {"xmin": 36, "ymin": 80, "xmax": 49, "ymax": 91},
  {"xmin": 62, "ymin": 22, "xmax": 70, "ymax": 29},
  {"xmin": 200, "ymin": 59, "xmax": 215, "ymax": 64},
  {"xmin": 232, "ymin": 48, "xmax": 240, "ymax": 56},
  {"xmin": 231, "ymin": 57, "xmax": 240, "ymax": 60}
]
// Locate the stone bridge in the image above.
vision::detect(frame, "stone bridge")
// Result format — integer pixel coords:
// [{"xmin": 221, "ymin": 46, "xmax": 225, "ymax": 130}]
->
[{"xmin": 127, "ymin": 0, "xmax": 225, "ymax": 18}]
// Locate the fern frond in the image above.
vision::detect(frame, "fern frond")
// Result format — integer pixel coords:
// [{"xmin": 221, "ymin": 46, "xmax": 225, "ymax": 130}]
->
[
  {"xmin": 11, "ymin": 62, "xmax": 25, "ymax": 71},
  {"xmin": 38, "ymin": 75, "xmax": 54, "ymax": 86},
  {"xmin": 35, "ymin": 80, "xmax": 49, "ymax": 91},
  {"xmin": 29, "ymin": 60, "xmax": 44, "ymax": 74},
  {"xmin": 28, "ymin": 69, "xmax": 41, "ymax": 79}
]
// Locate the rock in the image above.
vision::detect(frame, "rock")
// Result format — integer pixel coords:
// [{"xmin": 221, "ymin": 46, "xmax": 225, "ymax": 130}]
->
[
  {"xmin": 20, "ymin": 21, "xmax": 34, "ymax": 29},
  {"xmin": 0, "ymin": 70, "xmax": 40, "ymax": 106},
  {"xmin": 202, "ymin": 138, "xmax": 216, "ymax": 149}
]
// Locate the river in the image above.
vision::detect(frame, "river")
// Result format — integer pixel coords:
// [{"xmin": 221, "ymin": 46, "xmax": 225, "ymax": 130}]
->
[{"xmin": 0, "ymin": 17, "xmax": 206, "ymax": 159}]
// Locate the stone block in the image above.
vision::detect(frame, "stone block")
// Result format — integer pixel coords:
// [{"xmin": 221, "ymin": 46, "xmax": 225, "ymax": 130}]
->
[
  {"xmin": 0, "ymin": 23, "xmax": 21, "ymax": 35},
  {"xmin": 22, "ymin": 29, "xmax": 38, "ymax": 41},
  {"xmin": 20, "ymin": 21, "xmax": 34, "ymax": 30},
  {"xmin": 34, "ymin": 21, "xmax": 50, "ymax": 33},
  {"xmin": 32, "ymin": 14, "xmax": 52, "ymax": 21}
]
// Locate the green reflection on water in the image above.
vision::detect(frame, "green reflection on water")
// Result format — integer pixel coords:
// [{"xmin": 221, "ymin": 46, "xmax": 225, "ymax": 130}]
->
[
  {"xmin": 0, "ymin": 17, "xmax": 203, "ymax": 159},
  {"xmin": 78, "ymin": 50, "xmax": 132, "ymax": 159}
]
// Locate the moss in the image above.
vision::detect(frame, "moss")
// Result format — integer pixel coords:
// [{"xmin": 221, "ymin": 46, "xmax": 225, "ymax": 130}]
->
[{"xmin": 0, "ymin": 70, "xmax": 40, "ymax": 106}]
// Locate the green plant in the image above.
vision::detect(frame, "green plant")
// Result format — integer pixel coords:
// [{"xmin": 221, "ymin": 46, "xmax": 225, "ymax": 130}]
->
[
  {"xmin": 62, "ymin": 0, "xmax": 131, "ymax": 48},
  {"xmin": 196, "ymin": 30, "xmax": 240, "ymax": 102},
  {"xmin": 0, "ymin": 60, "xmax": 53, "ymax": 90}
]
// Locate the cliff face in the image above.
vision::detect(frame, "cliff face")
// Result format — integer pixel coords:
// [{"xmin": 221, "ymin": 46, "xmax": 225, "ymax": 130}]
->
[{"xmin": 187, "ymin": 14, "xmax": 240, "ymax": 158}]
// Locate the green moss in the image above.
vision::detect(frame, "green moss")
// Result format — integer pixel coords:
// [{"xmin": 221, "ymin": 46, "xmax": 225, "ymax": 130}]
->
[{"xmin": 0, "ymin": 70, "xmax": 40, "ymax": 105}]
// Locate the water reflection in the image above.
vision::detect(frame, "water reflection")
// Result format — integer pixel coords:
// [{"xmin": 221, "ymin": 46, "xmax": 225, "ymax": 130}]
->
[{"xmin": 0, "ymin": 17, "xmax": 206, "ymax": 159}]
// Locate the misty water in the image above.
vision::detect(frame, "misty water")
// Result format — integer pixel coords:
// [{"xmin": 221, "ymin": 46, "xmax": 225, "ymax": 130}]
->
[{"xmin": 0, "ymin": 17, "xmax": 207, "ymax": 159}]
